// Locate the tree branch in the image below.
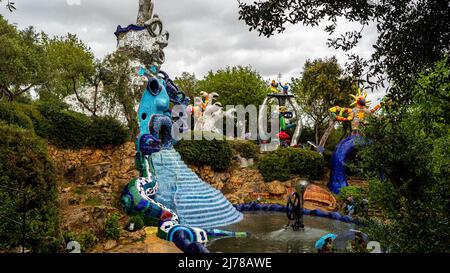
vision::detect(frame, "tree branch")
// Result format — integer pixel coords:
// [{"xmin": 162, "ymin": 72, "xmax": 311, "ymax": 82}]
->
[{"xmin": 72, "ymin": 78, "xmax": 94, "ymax": 114}]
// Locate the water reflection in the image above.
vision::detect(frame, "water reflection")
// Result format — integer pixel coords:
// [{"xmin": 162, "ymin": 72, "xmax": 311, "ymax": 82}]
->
[{"xmin": 208, "ymin": 211, "xmax": 353, "ymax": 253}]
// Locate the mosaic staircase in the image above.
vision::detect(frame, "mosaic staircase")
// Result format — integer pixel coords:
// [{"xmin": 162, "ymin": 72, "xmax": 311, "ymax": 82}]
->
[{"xmin": 152, "ymin": 149, "xmax": 243, "ymax": 229}]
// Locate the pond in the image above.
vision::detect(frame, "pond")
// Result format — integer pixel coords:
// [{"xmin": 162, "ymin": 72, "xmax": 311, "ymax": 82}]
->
[{"xmin": 207, "ymin": 211, "xmax": 354, "ymax": 253}]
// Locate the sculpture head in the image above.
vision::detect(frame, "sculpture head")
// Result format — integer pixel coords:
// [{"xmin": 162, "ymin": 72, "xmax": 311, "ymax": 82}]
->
[
  {"xmin": 115, "ymin": 16, "xmax": 169, "ymax": 67},
  {"xmin": 350, "ymin": 88, "xmax": 371, "ymax": 109}
]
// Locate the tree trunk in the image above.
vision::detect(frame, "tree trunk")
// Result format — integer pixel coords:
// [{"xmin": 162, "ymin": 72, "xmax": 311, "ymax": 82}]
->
[
  {"xmin": 319, "ymin": 118, "xmax": 335, "ymax": 148},
  {"xmin": 314, "ymin": 122, "xmax": 320, "ymax": 146},
  {"xmin": 0, "ymin": 86, "xmax": 13, "ymax": 101}
]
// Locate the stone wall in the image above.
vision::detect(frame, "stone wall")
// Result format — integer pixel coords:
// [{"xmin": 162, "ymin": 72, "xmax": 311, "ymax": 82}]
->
[{"xmin": 189, "ymin": 164, "xmax": 301, "ymax": 205}]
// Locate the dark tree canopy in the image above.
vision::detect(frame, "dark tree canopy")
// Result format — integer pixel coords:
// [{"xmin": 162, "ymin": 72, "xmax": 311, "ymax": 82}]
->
[{"xmin": 238, "ymin": 0, "xmax": 450, "ymax": 102}]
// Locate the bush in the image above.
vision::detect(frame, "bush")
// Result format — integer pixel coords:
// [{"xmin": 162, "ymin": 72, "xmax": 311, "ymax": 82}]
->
[
  {"xmin": 0, "ymin": 102, "xmax": 34, "ymax": 130},
  {"xmin": 36, "ymin": 101, "xmax": 128, "ymax": 149},
  {"xmin": 258, "ymin": 147, "xmax": 324, "ymax": 182},
  {"xmin": 0, "ymin": 123, "xmax": 60, "ymax": 253},
  {"xmin": 174, "ymin": 131, "xmax": 233, "ymax": 171},
  {"xmin": 338, "ymin": 186, "xmax": 365, "ymax": 203},
  {"xmin": 128, "ymin": 215, "xmax": 145, "ymax": 231},
  {"xmin": 19, "ymin": 103, "xmax": 47, "ymax": 134},
  {"xmin": 338, "ymin": 186, "xmax": 368, "ymax": 215},
  {"xmin": 104, "ymin": 213, "xmax": 120, "ymax": 240},
  {"xmin": 37, "ymin": 102, "xmax": 92, "ymax": 149},
  {"xmin": 80, "ymin": 231, "xmax": 98, "ymax": 251},
  {"xmin": 62, "ymin": 230, "xmax": 78, "ymax": 244},
  {"xmin": 1, "ymin": 101, "xmax": 129, "ymax": 150},
  {"xmin": 230, "ymin": 140, "xmax": 259, "ymax": 159},
  {"xmin": 87, "ymin": 116, "xmax": 129, "ymax": 149}
]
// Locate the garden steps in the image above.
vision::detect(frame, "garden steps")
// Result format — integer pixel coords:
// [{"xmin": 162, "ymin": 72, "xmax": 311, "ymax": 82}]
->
[{"xmin": 152, "ymin": 149, "xmax": 243, "ymax": 229}]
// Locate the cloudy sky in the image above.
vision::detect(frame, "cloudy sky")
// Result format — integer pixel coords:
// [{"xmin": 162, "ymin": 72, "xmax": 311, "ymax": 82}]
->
[{"xmin": 2, "ymin": 0, "xmax": 384, "ymax": 100}]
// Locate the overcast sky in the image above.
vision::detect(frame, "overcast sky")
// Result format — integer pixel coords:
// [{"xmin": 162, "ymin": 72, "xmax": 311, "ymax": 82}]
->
[{"xmin": 2, "ymin": 0, "xmax": 384, "ymax": 100}]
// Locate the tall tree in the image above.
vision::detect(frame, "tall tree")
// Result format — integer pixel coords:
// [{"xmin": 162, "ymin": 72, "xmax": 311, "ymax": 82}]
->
[
  {"xmin": 197, "ymin": 66, "xmax": 267, "ymax": 107},
  {"xmin": 174, "ymin": 72, "xmax": 199, "ymax": 100},
  {"xmin": 102, "ymin": 51, "xmax": 140, "ymax": 138},
  {"xmin": 0, "ymin": 16, "xmax": 47, "ymax": 101},
  {"xmin": 238, "ymin": 0, "xmax": 450, "ymax": 103},
  {"xmin": 39, "ymin": 34, "xmax": 111, "ymax": 117},
  {"xmin": 291, "ymin": 57, "xmax": 355, "ymax": 147}
]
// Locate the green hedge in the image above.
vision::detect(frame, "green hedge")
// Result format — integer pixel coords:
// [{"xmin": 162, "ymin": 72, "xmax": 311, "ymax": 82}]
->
[
  {"xmin": 174, "ymin": 131, "xmax": 233, "ymax": 171},
  {"xmin": 88, "ymin": 116, "xmax": 129, "ymax": 149},
  {"xmin": 38, "ymin": 103, "xmax": 92, "ymax": 149},
  {"xmin": 0, "ymin": 102, "xmax": 34, "ymax": 131},
  {"xmin": 0, "ymin": 123, "xmax": 60, "ymax": 252},
  {"xmin": 1, "ymin": 101, "xmax": 129, "ymax": 149},
  {"xmin": 258, "ymin": 148, "xmax": 325, "ymax": 182},
  {"xmin": 230, "ymin": 140, "xmax": 259, "ymax": 159}
]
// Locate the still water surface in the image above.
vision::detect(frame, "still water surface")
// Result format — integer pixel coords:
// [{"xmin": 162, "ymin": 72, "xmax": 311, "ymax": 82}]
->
[{"xmin": 208, "ymin": 211, "xmax": 354, "ymax": 253}]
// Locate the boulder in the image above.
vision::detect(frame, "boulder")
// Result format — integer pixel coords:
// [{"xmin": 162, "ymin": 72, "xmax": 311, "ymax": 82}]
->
[
  {"xmin": 265, "ymin": 181, "xmax": 286, "ymax": 195},
  {"xmin": 104, "ymin": 240, "xmax": 118, "ymax": 251}
]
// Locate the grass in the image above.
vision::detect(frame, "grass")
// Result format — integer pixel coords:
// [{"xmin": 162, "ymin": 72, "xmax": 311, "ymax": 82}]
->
[
  {"xmin": 74, "ymin": 187, "xmax": 87, "ymax": 195},
  {"xmin": 84, "ymin": 195, "xmax": 103, "ymax": 206}
]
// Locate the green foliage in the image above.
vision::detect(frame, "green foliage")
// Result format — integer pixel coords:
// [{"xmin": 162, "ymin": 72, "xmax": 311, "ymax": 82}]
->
[
  {"xmin": 197, "ymin": 66, "xmax": 267, "ymax": 107},
  {"xmin": 0, "ymin": 102, "xmax": 34, "ymax": 130},
  {"xmin": 62, "ymin": 230, "xmax": 78, "ymax": 244},
  {"xmin": 129, "ymin": 215, "xmax": 145, "ymax": 231},
  {"xmin": 174, "ymin": 72, "xmax": 199, "ymax": 100},
  {"xmin": 338, "ymin": 186, "xmax": 368, "ymax": 215},
  {"xmin": 238, "ymin": 1, "xmax": 450, "ymax": 97},
  {"xmin": 102, "ymin": 51, "xmax": 139, "ymax": 138},
  {"xmin": 79, "ymin": 231, "xmax": 98, "ymax": 251},
  {"xmin": 0, "ymin": 123, "xmax": 59, "ymax": 253},
  {"xmin": 41, "ymin": 33, "xmax": 95, "ymax": 100},
  {"xmin": 104, "ymin": 213, "xmax": 120, "ymax": 240},
  {"xmin": 37, "ymin": 102, "xmax": 92, "ymax": 149},
  {"xmin": 291, "ymin": 57, "xmax": 355, "ymax": 146},
  {"xmin": 87, "ymin": 116, "xmax": 129, "ymax": 149},
  {"xmin": 338, "ymin": 186, "xmax": 365, "ymax": 203},
  {"xmin": 358, "ymin": 57, "xmax": 450, "ymax": 252},
  {"xmin": 258, "ymin": 148, "xmax": 324, "ymax": 182},
  {"xmin": 230, "ymin": 140, "xmax": 259, "ymax": 159},
  {"xmin": 0, "ymin": 16, "xmax": 48, "ymax": 101},
  {"xmin": 174, "ymin": 131, "xmax": 233, "ymax": 171},
  {"xmin": 62, "ymin": 230, "xmax": 98, "ymax": 252},
  {"xmin": 30, "ymin": 101, "xmax": 127, "ymax": 149},
  {"xmin": 84, "ymin": 195, "xmax": 102, "ymax": 206}
]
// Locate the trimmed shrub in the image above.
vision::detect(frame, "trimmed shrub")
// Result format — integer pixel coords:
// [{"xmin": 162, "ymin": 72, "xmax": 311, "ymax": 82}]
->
[
  {"xmin": 19, "ymin": 103, "xmax": 47, "ymax": 135},
  {"xmin": 0, "ymin": 102, "xmax": 34, "ymax": 130},
  {"xmin": 230, "ymin": 140, "xmax": 259, "ymax": 159},
  {"xmin": 258, "ymin": 147, "xmax": 324, "ymax": 182},
  {"xmin": 87, "ymin": 116, "xmax": 129, "ymax": 149},
  {"xmin": 174, "ymin": 131, "xmax": 233, "ymax": 171},
  {"xmin": 0, "ymin": 123, "xmax": 60, "ymax": 253},
  {"xmin": 1, "ymin": 101, "xmax": 129, "ymax": 150},
  {"xmin": 37, "ymin": 102, "xmax": 92, "ymax": 149}
]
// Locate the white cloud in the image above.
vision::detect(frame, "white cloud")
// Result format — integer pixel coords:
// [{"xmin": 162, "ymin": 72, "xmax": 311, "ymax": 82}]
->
[
  {"xmin": 66, "ymin": 0, "xmax": 81, "ymax": 6},
  {"xmin": 2, "ymin": 0, "xmax": 382, "ymax": 98}
]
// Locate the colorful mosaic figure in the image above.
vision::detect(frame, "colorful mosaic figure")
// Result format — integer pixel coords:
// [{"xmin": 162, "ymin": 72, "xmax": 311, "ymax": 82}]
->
[
  {"xmin": 120, "ymin": 66, "xmax": 246, "ymax": 251},
  {"xmin": 329, "ymin": 88, "xmax": 381, "ymax": 135},
  {"xmin": 328, "ymin": 88, "xmax": 382, "ymax": 194}
]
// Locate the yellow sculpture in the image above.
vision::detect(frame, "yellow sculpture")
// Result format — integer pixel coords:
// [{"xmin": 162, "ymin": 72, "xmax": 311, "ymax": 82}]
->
[{"xmin": 330, "ymin": 88, "xmax": 381, "ymax": 134}]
